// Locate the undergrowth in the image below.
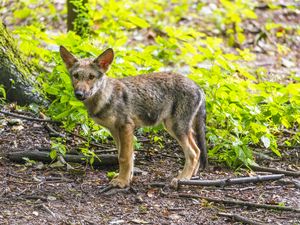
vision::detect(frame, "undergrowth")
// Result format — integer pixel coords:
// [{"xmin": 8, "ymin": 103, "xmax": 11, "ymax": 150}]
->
[{"xmin": 1, "ymin": 0, "xmax": 299, "ymax": 167}]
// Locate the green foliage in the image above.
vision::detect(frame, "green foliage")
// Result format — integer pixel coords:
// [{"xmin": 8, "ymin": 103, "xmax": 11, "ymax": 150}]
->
[
  {"xmin": 70, "ymin": 0, "xmax": 92, "ymax": 37},
  {"xmin": 0, "ymin": 84, "xmax": 6, "ymax": 103},
  {"xmin": 212, "ymin": 0, "xmax": 257, "ymax": 46},
  {"xmin": 50, "ymin": 137, "xmax": 67, "ymax": 159},
  {"xmin": 22, "ymin": 157, "xmax": 37, "ymax": 166},
  {"xmin": 106, "ymin": 171, "xmax": 117, "ymax": 180},
  {"xmin": 4, "ymin": 0, "xmax": 299, "ymax": 168}
]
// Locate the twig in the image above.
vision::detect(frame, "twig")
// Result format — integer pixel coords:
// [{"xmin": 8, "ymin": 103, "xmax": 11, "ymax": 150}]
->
[
  {"xmin": 177, "ymin": 174, "xmax": 285, "ymax": 187},
  {"xmin": 275, "ymin": 178, "xmax": 295, "ymax": 187},
  {"xmin": 0, "ymin": 110, "xmax": 59, "ymax": 124},
  {"xmin": 20, "ymin": 195, "xmax": 48, "ymax": 202},
  {"xmin": 45, "ymin": 124, "xmax": 66, "ymax": 138},
  {"xmin": 177, "ymin": 193, "xmax": 300, "ymax": 213},
  {"xmin": 250, "ymin": 165, "xmax": 300, "ymax": 177},
  {"xmin": 103, "ymin": 187, "xmax": 132, "ymax": 195},
  {"xmin": 218, "ymin": 212, "xmax": 267, "ymax": 225},
  {"xmin": 253, "ymin": 151, "xmax": 275, "ymax": 161},
  {"xmin": 41, "ymin": 204, "xmax": 56, "ymax": 218},
  {"xmin": 147, "ymin": 182, "xmax": 166, "ymax": 188},
  {"xmin": 94, "ymin": 148, "xmax": 118, "ymax": 154},
  {"xmin": 277, "ymin": 145, "xmax": 300, "ymax": 149},
  {"xmin": 293, "ymin": 179, "xmax": 300, "ymax": 189},
  {"xmin": 255, "ymin": 3, "xmax": 300, "ymax": 10}
]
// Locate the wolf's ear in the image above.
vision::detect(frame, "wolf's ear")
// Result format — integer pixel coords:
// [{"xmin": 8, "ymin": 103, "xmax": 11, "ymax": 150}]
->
[
  {"xmin": 93, "ymin": 48, "xmax": 114, "ymax": 72},
  {"xmin": 60, "ymin": 46, "xmax": 78, "ymax": 69}
]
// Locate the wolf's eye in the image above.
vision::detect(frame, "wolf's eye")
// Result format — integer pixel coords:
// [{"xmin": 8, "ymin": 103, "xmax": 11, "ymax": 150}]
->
[
  {"xmin": 73, "ymin": 73, "xmax": 79, "ymax": 79},
  {"xmin": 89, "ymin": 74, "xmax": 95, "ymax": 80}
]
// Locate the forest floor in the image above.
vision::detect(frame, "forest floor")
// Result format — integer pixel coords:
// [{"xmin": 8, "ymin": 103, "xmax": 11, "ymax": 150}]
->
[
  {"xmin": 1, "ymin": 2, "xmax": 300, "ymax": 225},
  {"xmin": 0, "ymin": 107, "xmax": 299, "ymax": 225}
]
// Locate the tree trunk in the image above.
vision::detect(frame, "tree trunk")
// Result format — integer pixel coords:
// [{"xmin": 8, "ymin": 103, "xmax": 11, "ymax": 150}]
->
[
  {"xmin": 0, "ymin": 22, "xmax": 45, "ymax": 105},
  {"xmin": 67, "ymin": 0, "xmax": 89, "ymax": 36}
]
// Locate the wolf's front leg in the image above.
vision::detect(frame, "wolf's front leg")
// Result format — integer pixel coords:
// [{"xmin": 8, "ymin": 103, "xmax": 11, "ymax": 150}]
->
[{"xmin": 110, "ymin": 124, "xmax": 134, "ymax": 188}]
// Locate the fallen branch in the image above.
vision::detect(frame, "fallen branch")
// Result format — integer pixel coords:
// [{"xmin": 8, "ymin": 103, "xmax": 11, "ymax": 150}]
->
[
  {"xmin": 218, "ymin": 212, "xmax": 267, "ymax": 225},
  {"xmin": 177, "ymin": 174, "xmax": 284, "ymax": 187},
  {"xmin": 0, "ymin": 110, "xmax": 59, "ymax": 124},
  {"xmin": 45, "ymin": 124, "xmax": 66, "ymax": 138},
  {"xmin": 250, "ymin": 165, "xmax": 300, "ymax": 177},
  {"xmin": 6, "ymin": 150, "xmax": 118, "ymax": 167},
  {"xmin": 177, "ymin": 193, "xmax": 300, "ymax": 213}
]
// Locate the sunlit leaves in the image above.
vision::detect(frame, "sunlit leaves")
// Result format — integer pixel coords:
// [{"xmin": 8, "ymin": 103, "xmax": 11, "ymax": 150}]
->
[
  {"xmin": 0, "ymin": 85, "xmax": 6, "ymax": 100},
  {"xmin": 7, "ymin": 0, "xmax": 299, "ymax": 168},
  {"xmin": 127, "ymin": 16, "xmax": 150, "ymax": 28}
]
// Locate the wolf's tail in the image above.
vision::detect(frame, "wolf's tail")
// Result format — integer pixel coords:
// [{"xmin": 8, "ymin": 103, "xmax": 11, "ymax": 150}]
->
[{"xmin": 194, "ymin": 98, "xmax": 208, "ymax": 170}]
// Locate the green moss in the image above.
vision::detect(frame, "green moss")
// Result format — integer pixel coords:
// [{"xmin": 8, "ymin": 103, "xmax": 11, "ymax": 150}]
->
[{"xmin": 0, "ymin": 22, "xmax": 32, "ymax": 81}]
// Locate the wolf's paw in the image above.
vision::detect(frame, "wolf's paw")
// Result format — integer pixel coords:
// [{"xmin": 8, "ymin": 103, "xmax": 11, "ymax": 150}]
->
[
  {"xmin": 170, "ymin": 178, "xmax": 179, "ymax": 189},
  {"xmin": 110, "ymin": 177, "xmax": 130, "ymax": 188}
]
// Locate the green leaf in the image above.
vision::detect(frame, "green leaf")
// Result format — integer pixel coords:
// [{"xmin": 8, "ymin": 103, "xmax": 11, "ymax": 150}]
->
[
  {"xmin": 49, "ymin": 149, "xmax": 57, "ymax": 159},
  {"xmin": 107, "ymin": 171, "xmax": 118, "ymax": 180},
  {"xmin": 69, "ymin": 100, "xmax": 84, "ymax": 107},
  {"xmin": 281, "ymin": 117, "xmax": 291, "ymax": 128},
  {"xmin": 0, "ymin": 85, "xmax": 6, "ymax": 99},
  {"xmin": 127, "ymin": 16, "xmax": 150, "ymax": 28}
]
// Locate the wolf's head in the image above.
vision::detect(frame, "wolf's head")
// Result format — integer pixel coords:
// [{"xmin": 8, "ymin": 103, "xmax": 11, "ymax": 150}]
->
[{"xmin": 60, "ymin": 46, "xmax": 114, "ymax": 101}]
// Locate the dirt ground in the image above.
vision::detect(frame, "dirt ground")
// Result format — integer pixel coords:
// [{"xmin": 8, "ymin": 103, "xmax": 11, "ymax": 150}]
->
[
  {"xmin": 1, "ymin": 2, "xmax": 300, "ymax": 225},
  {"xmin": 0, "ymin": 110, "xmax": 299, "ymax": 225}
]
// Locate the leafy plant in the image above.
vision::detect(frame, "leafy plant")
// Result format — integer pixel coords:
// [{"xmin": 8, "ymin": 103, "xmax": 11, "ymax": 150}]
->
[
  {"xmin": 211, "ymin": 0, "xmax": 257, "ymax": 46},
  {"xmin": 3, "ymin": 0, "xmax": 299, "ymax": 168},
  {"xmin": 0, "ymin": 84, "xmax": 6, "ymax": 103},
  {"xmin": 106, "ymin": 171, "xmax": 118, "ymax": 180},
  {"xmin": 70, "ymin": 0, "xmax": 92, "ymax": 37}
]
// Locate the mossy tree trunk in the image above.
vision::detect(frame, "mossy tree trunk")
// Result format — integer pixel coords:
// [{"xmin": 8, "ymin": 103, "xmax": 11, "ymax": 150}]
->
[
  {"xmin": 67, "ymin": 0, "xmax": 89, "ymax": 37},
  {"xmin": 0, "ymin": 22, "xmax": 44, "ymax": 106}
]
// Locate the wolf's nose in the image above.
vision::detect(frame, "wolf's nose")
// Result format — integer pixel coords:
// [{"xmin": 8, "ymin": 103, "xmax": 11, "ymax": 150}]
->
[{"xmin": 75, "ymin": 91, "xmax": 85, "ymax": 100}]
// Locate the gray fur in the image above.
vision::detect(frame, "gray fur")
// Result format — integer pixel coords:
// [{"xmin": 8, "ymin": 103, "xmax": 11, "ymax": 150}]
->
[{"xmin": 60, "ymin": 46, "xmax": 208, "ymax": 188}]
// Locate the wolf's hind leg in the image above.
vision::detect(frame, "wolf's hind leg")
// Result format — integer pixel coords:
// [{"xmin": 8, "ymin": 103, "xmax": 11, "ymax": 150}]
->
[
  {"xmin": 175, "ymin": 131, "xmax": 200, "ymax": 180},
  {"xmin": 163, "ymin": 119, "xmax": 199, "ymax": 183},
  {"xmin": 188, "ymin": 133, "xmax": 201, "ymax": 176}
]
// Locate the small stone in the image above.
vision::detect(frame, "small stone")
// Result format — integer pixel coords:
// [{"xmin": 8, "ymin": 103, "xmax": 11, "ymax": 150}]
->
[{"xmin": 32, "ymin": 211, "xmax": 39, "ymax": 216}]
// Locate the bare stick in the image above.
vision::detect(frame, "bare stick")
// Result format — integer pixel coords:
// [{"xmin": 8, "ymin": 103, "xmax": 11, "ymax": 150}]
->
[
  {"xmin": 45, "ymin": 124, "xmax": 66, "ymax": 138},
  {"xmin": 218, "ymin": 212, "xmax": 267, "ymax": 225},
  {"xmin": 0, "ymin": 110, "xmax": 59, "ymax": 124},
  {"xmin": 41, "ymin": 204, "xmax": 56, "ymax": 218},
  {"xmin": 178, "ymin": 174, "xmax": 285, "ymax": 187},
  {"xmin": 250, "ymin": 165, "xmax": 300, "ymax": 177},
  {"xmin": 177, "ymin": 193, "xmax": 300, "ymax": 213},
  {"xmin": 147, "ymin": 182, "xmax": 166, "ymax": 188}
]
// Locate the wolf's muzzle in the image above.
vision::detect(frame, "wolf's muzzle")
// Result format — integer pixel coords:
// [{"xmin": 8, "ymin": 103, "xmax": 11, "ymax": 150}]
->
[{"xmin": 75, "ymin": 90, "xmax": 85, "ymax": 100}]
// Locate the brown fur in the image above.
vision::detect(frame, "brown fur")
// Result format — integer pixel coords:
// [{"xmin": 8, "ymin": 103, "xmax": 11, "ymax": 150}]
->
[{"xmin": 60, "ymin": 46, "xmax": 207, "ymax": 188}]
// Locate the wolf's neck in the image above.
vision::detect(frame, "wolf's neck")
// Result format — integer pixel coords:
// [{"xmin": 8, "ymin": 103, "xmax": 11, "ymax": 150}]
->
[{"xmin": 84, "ymin": 76, "xmax": 113, "ymax": 116}]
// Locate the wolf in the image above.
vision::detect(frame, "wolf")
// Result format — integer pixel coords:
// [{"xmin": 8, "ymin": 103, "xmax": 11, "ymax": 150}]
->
[{"xmin": 60, "ymin": 46, "xmax": 207, "ymax": 188}]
